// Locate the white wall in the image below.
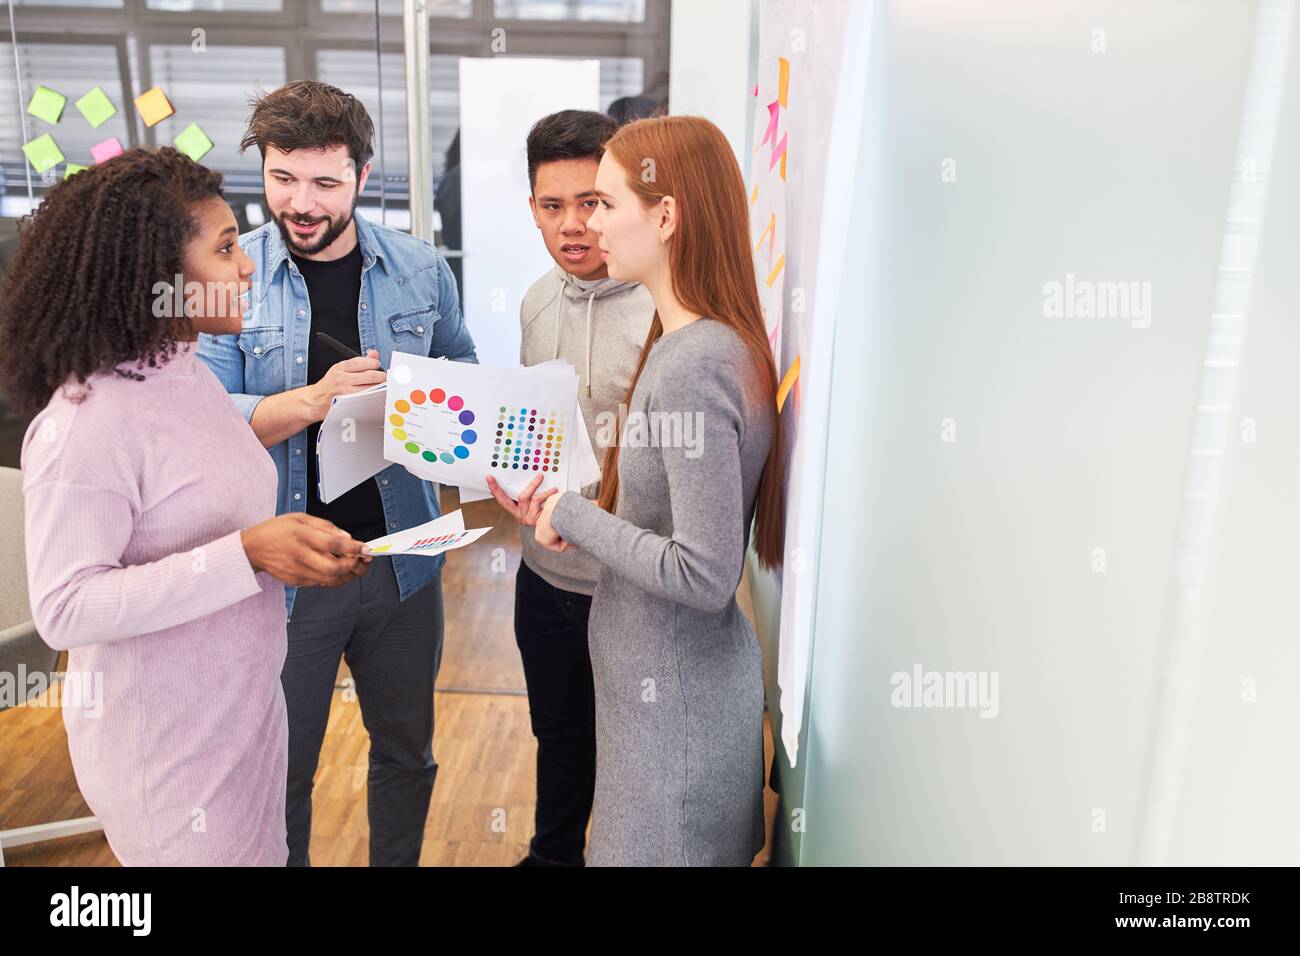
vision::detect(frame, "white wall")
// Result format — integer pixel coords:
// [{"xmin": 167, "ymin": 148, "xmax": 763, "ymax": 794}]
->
[
  {"xmin": 668, "ymin": 0, "xmax": 756, "ymax": 163},
  {"xmin": 1159, "ymin": 2, "xmax": 1300, "ymax": 866},
  {"xmin": 458, "ymin": 57, "xmax": 600, "ymax": 369},
  {"xmin": 798, "ymin": 0, "xmax": 1265, "ymax": 865}
]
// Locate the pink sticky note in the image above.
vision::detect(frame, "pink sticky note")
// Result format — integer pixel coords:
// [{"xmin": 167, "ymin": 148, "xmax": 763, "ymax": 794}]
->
[
  {"xmin": 761, "ymin": 100, "xmax": 780, "ymax": 147},
  {"xmin": 90, "ymin": 137, "xmax": 125, "ymax": 164},
  {"xmin": 768, "ymin": 132, "xmax": 788, "ymax": 173}
]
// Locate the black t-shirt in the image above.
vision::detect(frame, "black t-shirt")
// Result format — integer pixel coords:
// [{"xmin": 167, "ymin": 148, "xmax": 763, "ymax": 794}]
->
[{"xmin": 294, "ymin": 243, "xmax": 388, "ymax": 542}]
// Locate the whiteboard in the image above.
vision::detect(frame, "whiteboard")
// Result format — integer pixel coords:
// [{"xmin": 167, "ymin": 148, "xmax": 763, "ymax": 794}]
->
[{"xmin": 457, "ymin": 57, "xmax": 600, "ymax": 368}]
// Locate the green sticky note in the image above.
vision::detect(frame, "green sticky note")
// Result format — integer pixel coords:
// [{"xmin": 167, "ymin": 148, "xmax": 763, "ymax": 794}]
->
[
  {"xmin": 27, "ymin": 85, "xmax": 67, "ymax": 124},
  {"xmin": 173, "ymin": 122, "xmax": 214, "ymax": 162},
  {"xmin": 22, "ymin": 133, "xmax": 64, "ymax": 173},
  {"xmin": 75, "ymin": 86, "xmax": 117, "ymax": 128},
  {"xmin": 64, "ymin": 163, "xmax": 88, "ymax": 178}
]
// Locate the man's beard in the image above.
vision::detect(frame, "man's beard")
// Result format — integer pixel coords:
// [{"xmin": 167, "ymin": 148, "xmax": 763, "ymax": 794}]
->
[{"xmin": 276, "ymin": 192, "xmax": 358, "ymax": 256}]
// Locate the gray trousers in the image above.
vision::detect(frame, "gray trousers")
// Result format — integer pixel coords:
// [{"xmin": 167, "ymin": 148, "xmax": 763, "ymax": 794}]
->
[{"xmin": 281, "ymin": 559, "xmax": 444, "ymax": 866}]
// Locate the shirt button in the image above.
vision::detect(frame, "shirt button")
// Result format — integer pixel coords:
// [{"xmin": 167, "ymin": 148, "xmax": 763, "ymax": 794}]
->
[
  {"xmin": 390, "ymin": 521, "xmax": 397, "ymax": 529},
  {"xmin": 296, "ymin": 356, "xmax": 304, "ymax": 364},
  {"xmin": 360, "ymin": 303, "xmax": 368, "ymax": 311},
  {"xmin": 295, "ymin": 448, "xmax": 302, "ymax": 455},
  {"xmin": 294, "ymin": 493, "xmax": 301, "ymax": 501},
  {"xmin": 381, "ymin": 478, "xmax": 389, "ymax": 486},
  {"xmin": 297, "ymin": 308, "xmax": 305, "ymax": 317},
  {"xmin": 416, "ymin": 325, "xmax": 424, "ymax": 334},
  {"xmin": 253, "ymin": 346, "xmax": 262, "ymax": 355}
]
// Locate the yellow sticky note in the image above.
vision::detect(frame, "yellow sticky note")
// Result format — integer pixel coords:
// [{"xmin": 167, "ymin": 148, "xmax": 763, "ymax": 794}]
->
[
  {"xmin": 64, "ymin": 163, "xmax": 89, "ymax": 178},
  {"xmin": 75, "ymin": 87, "xmax": 117, "ymax": 128},
  {"xmin": 27, "ymin": 85, "xmax": 67, "ymax": 124},
  {"xmin": 134, "ymin": 86, "xmax": 174, "ymax": 127},
  {"xmin": 22, "ymin": 134, "xmax": 64, "ymax": 174}
]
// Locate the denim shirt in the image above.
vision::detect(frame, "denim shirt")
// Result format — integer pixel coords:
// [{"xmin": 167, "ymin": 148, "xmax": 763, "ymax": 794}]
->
[{"xmin": 197, "ymin": 213, "xmax": 478, "ymax": 620}]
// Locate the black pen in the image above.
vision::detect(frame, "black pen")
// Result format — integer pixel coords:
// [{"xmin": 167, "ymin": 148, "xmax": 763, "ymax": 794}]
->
[{"xmin": 315, "ymin": 331, "xmax": 385, "ymax": 370}]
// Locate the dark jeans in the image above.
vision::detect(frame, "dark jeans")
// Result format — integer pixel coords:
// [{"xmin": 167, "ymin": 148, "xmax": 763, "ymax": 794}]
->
[
  {"xmin": 282, "ymin": 559, "xmax": 444, "ymax": 867},
  {"xmin": 514, "ymin": 559, "xmax": 597, "ymax": 866}
]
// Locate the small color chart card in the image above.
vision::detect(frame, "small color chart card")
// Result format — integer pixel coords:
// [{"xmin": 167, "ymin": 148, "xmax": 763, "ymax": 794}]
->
[{"xmin": 364, "ymin": 509, "xmax": 490, "ymax": 558}]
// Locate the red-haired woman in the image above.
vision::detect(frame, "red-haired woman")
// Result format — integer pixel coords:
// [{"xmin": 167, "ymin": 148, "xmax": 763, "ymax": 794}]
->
[{"xmin": 537, "ymin": 116, "xmax": 786, "ymax": 866}]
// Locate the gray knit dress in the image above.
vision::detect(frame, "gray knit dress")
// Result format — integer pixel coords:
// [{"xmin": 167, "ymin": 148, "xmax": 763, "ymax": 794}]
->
[{"xmin": 549, "ymin": 317, "xmax": 774, "ymax": 866}]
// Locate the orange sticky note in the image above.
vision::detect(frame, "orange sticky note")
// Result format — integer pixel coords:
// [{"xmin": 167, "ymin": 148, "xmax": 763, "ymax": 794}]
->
[
  {"xmin": 134, "ymin": 86, "xmax": 174, "ymax": 127},
  {"xmin": 765, "ymin": 253, "xmax": 786, "ymax": 288},
  {"xmin": 776, "ymin": 355, "xmax": 800, "ymax": 413}
]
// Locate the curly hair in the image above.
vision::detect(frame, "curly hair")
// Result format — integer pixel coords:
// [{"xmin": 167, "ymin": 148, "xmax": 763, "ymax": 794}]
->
[{"xmin": 0, "ymin": 146, "xmax": 225, "ymax": 415}]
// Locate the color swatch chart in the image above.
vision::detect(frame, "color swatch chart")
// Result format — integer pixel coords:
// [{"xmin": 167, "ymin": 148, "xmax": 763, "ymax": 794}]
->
[
  {"xmin": 491, "ymin": 406, "xmax": 567, "ymax": 475},
  {"xmin": 368, "ymin": 529, "xmax": 478, "ymax": 555},
  {"xmin": 390, "ymin": 387, "xmax": 478, "ymax": 465},
  {"xmin": 362, "ymin": 509, "xmax": 490, "ymax": 558}
]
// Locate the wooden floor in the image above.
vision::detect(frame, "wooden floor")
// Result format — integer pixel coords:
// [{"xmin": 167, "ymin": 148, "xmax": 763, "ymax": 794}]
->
[{"xmin": 0, "ymin": 490, "xmax": 778, "ymax": 866}]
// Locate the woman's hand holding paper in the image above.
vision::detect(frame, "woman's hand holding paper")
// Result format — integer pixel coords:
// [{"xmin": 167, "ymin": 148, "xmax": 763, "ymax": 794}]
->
[
  {"xmin": 486, "ymin": 473, "xmax": 559, "ymax": 528},
  {"xmin": 240, "ymin": 513, "xmax": 371, "ymax": 588}
]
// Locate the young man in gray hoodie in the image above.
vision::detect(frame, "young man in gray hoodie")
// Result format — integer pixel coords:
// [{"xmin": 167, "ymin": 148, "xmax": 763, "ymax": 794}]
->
[{"xmin": 486, "ymin": 109, "xmax": 654, "ymax": 866}]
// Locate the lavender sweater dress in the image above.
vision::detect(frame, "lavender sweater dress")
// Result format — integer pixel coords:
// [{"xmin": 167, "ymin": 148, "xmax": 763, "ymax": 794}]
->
[
  {"xmin": 549, "ymin": 319, "xmax": 775, "ymax": 866},
  {"xmin": 21, "ymin": 342, "xmax": 289, "ymax": 866}
]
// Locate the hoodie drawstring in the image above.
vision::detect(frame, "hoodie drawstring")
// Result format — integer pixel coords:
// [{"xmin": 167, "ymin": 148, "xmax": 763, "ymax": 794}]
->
[
  {"xmin": 553, "ymin": 281, "xmax": 597, "ymax": 399},
  {"xmin": 552, "ymin": 286, "xmax": 563, "ymax": 361},
  {"xmin": 585, "ymin": 291, "xmax": 594, "ymax": 398}
]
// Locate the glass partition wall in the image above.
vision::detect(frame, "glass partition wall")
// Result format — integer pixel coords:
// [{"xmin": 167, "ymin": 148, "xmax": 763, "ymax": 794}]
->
[{"xmin": 0, "ymin": 0, "xmax": 672, "ymax": 466}]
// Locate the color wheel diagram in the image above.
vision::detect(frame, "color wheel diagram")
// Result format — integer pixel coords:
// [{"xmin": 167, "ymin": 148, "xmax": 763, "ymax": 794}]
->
[{"xmin": 390, "ymin": 386, "xmax": 479, "ymax": 466}]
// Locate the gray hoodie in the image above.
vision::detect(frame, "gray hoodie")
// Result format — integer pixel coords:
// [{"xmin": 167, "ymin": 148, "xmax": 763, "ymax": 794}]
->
[{"xmin": 518, "ymin": 264, "xmax": 655, "ymax": 596}]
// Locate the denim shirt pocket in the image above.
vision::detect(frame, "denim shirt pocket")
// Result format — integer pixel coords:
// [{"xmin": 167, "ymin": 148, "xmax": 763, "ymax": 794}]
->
[
  {"xmin": 237, "ymin": 326, "xmax": 286, "ymax": 393},
  {"xmin": 386, "ymin": 305, "xmax": 437, "ymax": 357}
]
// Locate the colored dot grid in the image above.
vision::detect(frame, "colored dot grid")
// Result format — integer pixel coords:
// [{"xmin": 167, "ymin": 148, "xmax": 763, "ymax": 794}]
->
[
  {"xmin": 390, "ymin": 387, "xmax": 478, "ymax": 464},
  {"xmin": 491, "ymin": 405, "xmax": 564, "ymax": 474}
]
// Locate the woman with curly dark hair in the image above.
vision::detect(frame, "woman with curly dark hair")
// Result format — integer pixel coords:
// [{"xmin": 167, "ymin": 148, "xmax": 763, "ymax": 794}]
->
[{"xmin": 1, "ymin": 147, "xmax": 371, "ymax": 866}]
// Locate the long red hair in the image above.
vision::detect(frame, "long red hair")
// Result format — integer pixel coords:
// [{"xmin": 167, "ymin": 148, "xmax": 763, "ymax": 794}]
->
[{"xmin": 595, "ymin": 115, "xmax": 786, "ymax": 569}]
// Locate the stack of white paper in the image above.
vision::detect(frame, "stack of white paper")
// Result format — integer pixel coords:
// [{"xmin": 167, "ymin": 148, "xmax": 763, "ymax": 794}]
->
[
  {"xmin": 316, "ymin": 383, "xmax": 389, "ymax": 505},
  {"xmin": 382, "ymin": 352, "xmax": 598, "ymax": 500},
  {"xmin": 316, "ymin": 356, "xmax": 600, "ymax": 515}
]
